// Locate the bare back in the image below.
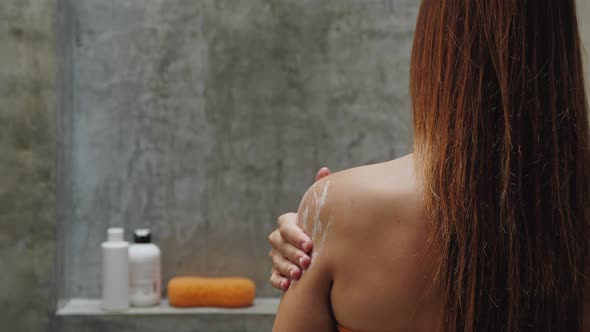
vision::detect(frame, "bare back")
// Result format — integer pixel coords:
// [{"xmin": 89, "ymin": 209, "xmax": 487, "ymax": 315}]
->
[
  {"xmin": 327, "ymin": 155, "xmax": 590, "ymax": 331},
  {"xmin": 328, "ymin": 157, "xmax": 590, "ymax": 331},
  {"xmin": 275, "ymin": 154, "xmax": 590, "ymax": 332},
  {"xmin": 323, "ymin": 155, "xmax": 441, "ymax": 331}
]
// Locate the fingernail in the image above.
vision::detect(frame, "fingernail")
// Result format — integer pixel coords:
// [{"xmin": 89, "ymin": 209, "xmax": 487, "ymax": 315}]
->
[
  {"xmin": 280, "ymin": 280, "xmax": 288, "ymax": 289},
  {"xmin": 302, "ymin": 257, "xmax": 310, "ymax": 269},
  {"xmin": 298, "ymin": 257, "xmax": 305, "ymax": 267},
  {"xmin": 290, "ymin": 269, "xmax": 297, "ymax": 279},
  {"xmin": 302, "ymin": 241, "xmax": 311, "ymax": 252},
  {"xmin": 299, "ymin": 257, "xmax": 310, "ymax": 269}
]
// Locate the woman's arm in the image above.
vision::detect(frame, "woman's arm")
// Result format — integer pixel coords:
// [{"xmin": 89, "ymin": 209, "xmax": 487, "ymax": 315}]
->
[
  {"xmin": 272, "ymin": 178, "xmax": 338, "ymax": 332},
  {"xmin": 268, "ymin": 167, "xmax": 331, "ymax": 290}
]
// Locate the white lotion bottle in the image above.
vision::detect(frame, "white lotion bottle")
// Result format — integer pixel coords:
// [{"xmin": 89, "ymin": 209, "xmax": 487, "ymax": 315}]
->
[
  {"xmin": 101, "ymin": 228, "xmax": 130, "ymax": 312},
  {"xmin": 129, "ymin": 229, "xmax": 161, "ymax": 306}
]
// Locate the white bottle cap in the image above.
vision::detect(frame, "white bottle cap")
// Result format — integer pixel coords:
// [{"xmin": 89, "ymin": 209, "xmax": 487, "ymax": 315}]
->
[{"xmin": 107, "ymin": 228, "xmax": 125, "ymax": 242}]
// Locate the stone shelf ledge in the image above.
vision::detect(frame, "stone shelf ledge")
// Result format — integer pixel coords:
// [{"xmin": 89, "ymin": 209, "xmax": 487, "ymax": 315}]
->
[{"xmin": 57, "ymin": 298, "xmax": 279, "ymax": 316}]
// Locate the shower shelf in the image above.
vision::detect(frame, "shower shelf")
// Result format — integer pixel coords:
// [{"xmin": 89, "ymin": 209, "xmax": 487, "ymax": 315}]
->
[{"xmin": 56, "ymin": 298, "xmax": 279, "ymax": 316}]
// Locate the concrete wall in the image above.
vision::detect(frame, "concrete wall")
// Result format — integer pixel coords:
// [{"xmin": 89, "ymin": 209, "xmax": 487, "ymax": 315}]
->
[
  {"xmin": 55, "ymin": 316, "xmax": 274, "ymax": 332},
  {"xmin": 54, "ymin": 0, "xmax": 417, "ymax": 330},
  {"xmin": 579, "ymin": 0, "xmax": 590, "ymax": 83},
  {"xmin": 2, "ymin": 0, "xmax": 590, "ymax": 331},
  {"xmin": 57, "ymin": 0, "xmax": 416, "ymax": 299},
  {"xmin": 0, "ymin": 0, "xmax": 56, "ymax": 331}
]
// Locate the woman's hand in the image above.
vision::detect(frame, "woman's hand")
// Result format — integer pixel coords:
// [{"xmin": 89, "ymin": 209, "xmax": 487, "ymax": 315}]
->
[{"xmin": 268, "ymin": 167, "xmax": 331, "ymax": 291}]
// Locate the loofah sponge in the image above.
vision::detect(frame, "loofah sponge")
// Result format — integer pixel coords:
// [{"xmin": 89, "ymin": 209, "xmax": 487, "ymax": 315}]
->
[{"xmin": 167, "ymin": 277, "xmax": 256, "ymax": 308}]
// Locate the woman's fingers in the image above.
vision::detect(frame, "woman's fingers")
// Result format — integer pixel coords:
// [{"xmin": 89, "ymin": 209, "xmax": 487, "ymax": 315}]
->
[
  {"xmin": 315, "ymin": 167, "xmax": 331, "ymax": 182},
  {"xmin": 269, "ymin": 249, "xmax": 302, "ymax": 280},
  {"xmin": 268, "ymin": 227, "xmax": 311, "ymax": 271},
  {"xmin": 267, "ymin": 167, "xmax": 331, "ymax": 290},
  {"xmin": 269, "ymin": 268, "xmax": 290, "ymax": 291},
  {"xmin": 277, "ymin": 213, "xmax": 313, "ymax": 254}
]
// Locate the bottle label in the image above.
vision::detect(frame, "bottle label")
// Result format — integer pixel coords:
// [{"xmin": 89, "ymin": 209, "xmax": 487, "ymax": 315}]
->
[{"xmin": 130, "ymin": 260, "xmax": 161, "ymax": 297}]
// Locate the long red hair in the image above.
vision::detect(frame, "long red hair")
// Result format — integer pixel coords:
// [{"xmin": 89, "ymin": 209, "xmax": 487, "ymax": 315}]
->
[{"xmin": 411, "ymin": 1, "xmax": 590, "ymax": 330}]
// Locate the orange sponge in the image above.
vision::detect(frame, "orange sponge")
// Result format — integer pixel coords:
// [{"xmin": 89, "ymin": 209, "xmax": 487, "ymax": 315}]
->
[{"xmin": 168, "ymin": 277, "xmax": 256, "ymax": 308}]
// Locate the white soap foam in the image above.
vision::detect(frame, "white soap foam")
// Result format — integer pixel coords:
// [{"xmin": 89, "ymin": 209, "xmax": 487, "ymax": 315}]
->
[
  {"xmin": 302, "ymin": 206, "xmax": 309, "ymax": 230},
  {"xmin": 306, "ymin": 180, "xmax": 333, "ymax": 271}
]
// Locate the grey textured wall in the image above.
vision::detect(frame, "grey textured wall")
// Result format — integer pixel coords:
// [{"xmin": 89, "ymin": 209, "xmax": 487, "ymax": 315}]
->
[
  {"xmin": 57, "ymin": 0, "xmax": 417, "ymax": 299},
  {"xmin": 0, "ymin": 0, "xmax": 56, "ymax": 331},
  {"xmin": 1, "ymin": 0, "xmax": 590, "ymax": 331},
  {"xmin": 55, "ymin": 0, "xmax": 417, "ymax": 330},
  {"xmin": 55, "ymin": 315, "xmax": 274, "ymax": 332},
  {"xmin": 580, "ymin": 0, "xmax": 590, "ymax": 81}
]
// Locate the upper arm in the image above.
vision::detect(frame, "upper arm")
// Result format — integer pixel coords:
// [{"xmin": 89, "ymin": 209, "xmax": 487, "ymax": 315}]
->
[{"xmin": 272, "ymin": 178, "xmax": 338, "ymax": 332}]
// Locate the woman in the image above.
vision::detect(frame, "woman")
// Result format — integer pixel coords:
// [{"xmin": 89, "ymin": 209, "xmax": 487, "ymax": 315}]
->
[{"xmin": 269, "ymin": 0, "xmax": 590, "ymax": 331}]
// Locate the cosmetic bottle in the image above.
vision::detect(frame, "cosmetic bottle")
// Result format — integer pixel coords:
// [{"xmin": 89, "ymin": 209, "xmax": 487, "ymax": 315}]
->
[
  {"xmin": 101, "ymin": 227, "xmax": 130, "ymax": 312},
  {"xmin": 129, "ymin": 229, "xmax": 161, "ymax": 306}
]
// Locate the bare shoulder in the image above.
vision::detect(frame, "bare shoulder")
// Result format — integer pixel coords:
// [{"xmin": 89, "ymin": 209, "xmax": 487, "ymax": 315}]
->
[
  {"xmin": 298, "ymin": 154, "xmax": 422, "ymax": 226},
  {"xmin": 331, "ymin": 154, "xmax": 421, "ymax": 217},
  {"xmin": 296, "ymin": 154, "xmax": 424, "ymax": 270}
]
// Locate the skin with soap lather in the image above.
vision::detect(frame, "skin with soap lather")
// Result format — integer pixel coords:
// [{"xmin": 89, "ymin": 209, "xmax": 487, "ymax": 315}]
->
[{"xmin": 268, "ymin": 167, "xmax": 331, "ymax": 290}]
